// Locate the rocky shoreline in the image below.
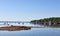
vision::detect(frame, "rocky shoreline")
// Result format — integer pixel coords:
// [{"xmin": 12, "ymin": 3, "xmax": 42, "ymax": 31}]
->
[{"xmin": 0, "ymin": 25, "xmax": 31, "ymax": 31}]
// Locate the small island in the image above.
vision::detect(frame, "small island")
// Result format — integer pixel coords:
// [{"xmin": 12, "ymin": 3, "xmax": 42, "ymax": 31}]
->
[
  {"xmin": 0, "ymin": 25, "xmax": 31, "ymax": 31},
  {"xmin": 31, "ymin": 17, "xmax": 60, "ymax": 27}
]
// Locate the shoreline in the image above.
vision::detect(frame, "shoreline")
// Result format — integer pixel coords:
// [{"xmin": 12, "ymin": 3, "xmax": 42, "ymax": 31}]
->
[{"xmin": 0, "ymin": 25, "xmax": 31, "ymax": 31}]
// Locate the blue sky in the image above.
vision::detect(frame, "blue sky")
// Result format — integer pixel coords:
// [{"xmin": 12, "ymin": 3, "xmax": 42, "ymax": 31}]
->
[{"xmin": 0, "ymin": 0, "xmax": 60, "ymax": 21}]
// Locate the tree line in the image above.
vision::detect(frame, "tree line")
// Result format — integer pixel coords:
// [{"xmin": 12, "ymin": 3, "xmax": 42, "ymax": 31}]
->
[{"xmin": 31, "ymin": 17, "xmax": 60, "ymax": 24}]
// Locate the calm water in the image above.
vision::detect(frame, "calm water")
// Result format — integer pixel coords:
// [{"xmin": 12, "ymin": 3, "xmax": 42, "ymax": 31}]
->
[{"xmin": 0, "ymin": 23, "xmax": 60, "ymax": 36}]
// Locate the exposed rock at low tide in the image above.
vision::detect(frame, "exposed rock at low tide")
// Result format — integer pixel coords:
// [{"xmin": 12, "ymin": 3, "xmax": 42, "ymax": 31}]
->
[{"xmin": 0, "ymin": 25, "xmax": 31, "ymax": 31}]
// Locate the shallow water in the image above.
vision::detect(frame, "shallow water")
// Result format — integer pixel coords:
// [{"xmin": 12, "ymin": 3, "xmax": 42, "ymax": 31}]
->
[{"xmin": 0, "ymin": 23, "xmax": 60, "ymax": 36}]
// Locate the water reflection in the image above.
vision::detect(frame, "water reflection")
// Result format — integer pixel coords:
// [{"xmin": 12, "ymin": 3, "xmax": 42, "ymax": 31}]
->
[{"xmin": 0, "ymin": 23, "xmax": 60, "ymax": 36}]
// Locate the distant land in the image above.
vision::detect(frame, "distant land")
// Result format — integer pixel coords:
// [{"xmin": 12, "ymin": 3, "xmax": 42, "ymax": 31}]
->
[{"xmin": 31, "ymin": 17, "xmax": 60, "ymax": 27}]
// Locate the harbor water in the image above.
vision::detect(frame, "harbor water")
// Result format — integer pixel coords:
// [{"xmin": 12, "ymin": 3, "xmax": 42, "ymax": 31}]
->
[{"xmin": 0, "ymin": 23, "xmax": 60, "ymax": 36}]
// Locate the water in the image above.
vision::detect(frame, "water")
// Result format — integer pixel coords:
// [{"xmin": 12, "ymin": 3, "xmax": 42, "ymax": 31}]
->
[{"xmin": 0, "ymin": 23, "xmax": 60, "ymax": 36}]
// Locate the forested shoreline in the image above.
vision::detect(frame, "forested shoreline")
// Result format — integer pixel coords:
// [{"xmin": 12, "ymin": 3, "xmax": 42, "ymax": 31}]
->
[{"xmin": 31, "ymin": 17, "xmax": 60, "ymax": 26}]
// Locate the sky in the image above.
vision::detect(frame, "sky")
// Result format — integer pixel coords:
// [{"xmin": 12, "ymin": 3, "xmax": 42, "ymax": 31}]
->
[{"xmin": 0, "ymin": 0, "xmax": 60, "ymax": 21}]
